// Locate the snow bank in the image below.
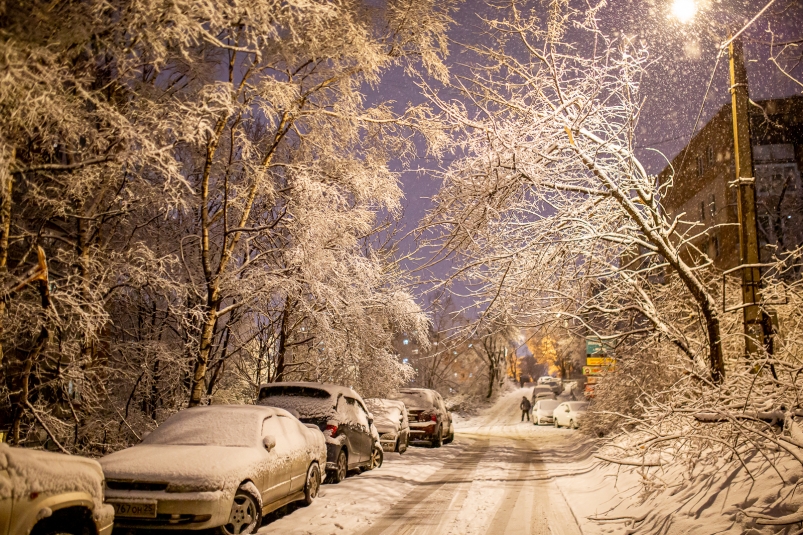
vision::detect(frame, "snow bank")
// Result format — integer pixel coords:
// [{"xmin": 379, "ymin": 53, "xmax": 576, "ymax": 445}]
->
[{"xmin": 0, "ymin": 443, "xmax": 105, "ymax": 509}]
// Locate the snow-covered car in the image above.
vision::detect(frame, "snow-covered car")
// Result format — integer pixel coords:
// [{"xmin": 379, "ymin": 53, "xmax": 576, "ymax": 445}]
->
[
  {"xmin": 257, "ymin": 382, "xmax": 376, "ymax": 483},
  {"xmin": 100, "ymin": 405, "xmax": 325, "ymax": 534},
  {"xmin": 531, "ymin": 386, "xmax": 557, "ymax": 404},
  {"xmin": 389, "ymin": 388, "xmax": 453, "ymax": 447},
  {"xmin": 0, "ymin": 443, "xmax": 114, "ymax": 535},
  {"xmin": 533, "ymin": 399, "xmax": 561, "ymax": 426},
  {"xmin": 553, "ymin": 401, "xmax": 589, "ymax": 429},
  {"xmin": 365, "ymin": 398, "xmax": 410, "ymax": 454},
  {"xmin": 538, "ymin": 376, "xmax": 563, "ymax": 394}
]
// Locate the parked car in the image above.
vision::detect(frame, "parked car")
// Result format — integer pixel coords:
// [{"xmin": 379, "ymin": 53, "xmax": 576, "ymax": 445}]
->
[
  {"xmin": 100, "ymin": 405, "xmax": 325, "ymax": 534},
  {"xmin": 531, "ymin": 386, "xmax": 557, "ymax": 404},
  {"xmin": 533, "ymin": 399, "xmax": 561, "ymax": 426},
  {"xmin": 538, "ymin": 376, "xmax": 563, "ymax": 395},
  {"xmin": 257, "ymin": 382, "xmax": 377, "ymax": 483},
  {"xmin": 0, "ymin": 443, "xmax": 114, "ymax": 535},
  {"xmin": 365, "ymin": 398, "xmax": 410, "ymax": 454},
  {"xmin": 553, "ymin": 401, "xmax": 590, "ymax": 429},
  {"xmin": 389, "ymin": 388, "xmax": 453, "ymax": 447}
]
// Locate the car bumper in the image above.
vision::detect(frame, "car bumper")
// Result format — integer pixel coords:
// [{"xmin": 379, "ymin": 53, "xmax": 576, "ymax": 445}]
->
[
  {"xmin": 536, "ymin": 416, "xmax": 554, "ymax": 424},
  {"xmin": 95, "ymin": 504, "xmax": 115, "ymax": 535},
  {"xmin": 408, "ymin": 422, "xmax": 438, "ymax": 442},
  {"xmin": 105, "ymin": 489, "xmax": 227, "ymax": 530}
]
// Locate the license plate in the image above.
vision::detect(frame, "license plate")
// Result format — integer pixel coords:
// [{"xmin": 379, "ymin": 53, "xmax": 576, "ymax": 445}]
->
[{"xmin": 112, "ymin": 501, "xmax": 157, "ymax": 518}]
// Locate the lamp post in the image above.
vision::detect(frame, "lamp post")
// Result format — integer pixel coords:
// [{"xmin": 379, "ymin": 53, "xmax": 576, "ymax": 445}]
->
[{"xmin": 671, "ymin": 0, "xmax": 773, "ymax": 360}]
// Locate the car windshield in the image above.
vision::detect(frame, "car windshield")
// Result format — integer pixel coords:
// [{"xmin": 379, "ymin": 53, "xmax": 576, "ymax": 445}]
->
[
  {"xmin": 570, "ymin": 402, "xmax": 589, "ymax": 411},
  {"xmin": 538, "ymin": 400, "xmax": 560, "ymax": 410},
  {"xmin": 365, "ymin": 399, "xmax": 403, "ymax": 427},
  {"xmin": 258, "ymin": 386, "xmax": 336, "ymax": 420},
  {"xmin": 142, "ymin": 408, "xmax": 259, "ymax": 447},
  {"xmin": 390, "ymin": 390, "xmax": 435, "ymax": 410}
]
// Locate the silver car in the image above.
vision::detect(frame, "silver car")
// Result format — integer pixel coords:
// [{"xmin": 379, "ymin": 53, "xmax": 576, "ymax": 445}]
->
[
  {"xmin": 366, "ymin": 398, "xmax": 410, "ymax": 453},
  {"xmin": 100, "ymin": 405, "xmax": 326, "ymax": 534}
]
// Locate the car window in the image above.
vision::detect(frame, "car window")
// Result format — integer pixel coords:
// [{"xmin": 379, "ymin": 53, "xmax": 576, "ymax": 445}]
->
[
  {"xmin": 390, "ymin": 390, "xmax": 435, "ymax": 410},
  {"xmin": 347, "ymin": 397, "xmax": 370, "ymax": 429},
  {"xmin": 143, "ymin": 408, "xmax": 260, "ymax": 447}
]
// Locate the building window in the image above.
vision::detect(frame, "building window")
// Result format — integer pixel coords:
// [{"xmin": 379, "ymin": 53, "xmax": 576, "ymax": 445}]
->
[
  {"xmin": 697, "ymin": 155, "xmax": 705, "ymax": 177},
  {"xmin": 707, "ymin": 146, "xmax": 714, "ymax": 166},
  {"xmin": 709, "ymin": 193, "xmax": 716, "ymax": 217}
]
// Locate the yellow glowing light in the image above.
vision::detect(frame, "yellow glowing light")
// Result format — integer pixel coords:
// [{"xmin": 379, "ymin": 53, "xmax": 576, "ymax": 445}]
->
[{"xmin": 671, "ymin": 0, "xmax": 697, "ymax": 23}]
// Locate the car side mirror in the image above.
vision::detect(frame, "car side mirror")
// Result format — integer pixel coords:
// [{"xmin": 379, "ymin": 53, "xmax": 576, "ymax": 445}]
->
[
  {"xmin": 565, "ymin": 407, "xmax": 570, "ymax": 412},
  {"xmin": 263, "ymin": 435, "xmax": 277, "ymax": 452},
  {"xmin": 368, "ymin": 417, "xmax": 373, "ymax": 426}
]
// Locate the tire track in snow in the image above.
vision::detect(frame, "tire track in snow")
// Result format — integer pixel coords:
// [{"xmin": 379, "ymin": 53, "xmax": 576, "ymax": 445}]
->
[{"xmin": 356, "ymin": 437, "xmax": 490, "ymax": 535}]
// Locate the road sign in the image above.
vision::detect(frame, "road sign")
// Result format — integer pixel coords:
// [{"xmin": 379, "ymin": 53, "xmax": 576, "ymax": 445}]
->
[
  {"xmin": 586, "ymin": 357, "xmax": 615, "ymax": 366},
  {"xmin": 583, "ymin": 366, "xmax": 606, "ymax": 376}
]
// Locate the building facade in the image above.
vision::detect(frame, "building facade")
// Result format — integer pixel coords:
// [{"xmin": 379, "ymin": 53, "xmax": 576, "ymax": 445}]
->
[{"xmin": 659, "ymin": 96, "xmax": 803, "ymax": 270}]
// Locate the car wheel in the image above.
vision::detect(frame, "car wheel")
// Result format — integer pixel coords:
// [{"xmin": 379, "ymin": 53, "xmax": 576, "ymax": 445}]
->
[
  {"xmin": 431, "ymin": 428, "xmax": 443, "ymax": 448},
  {"xmin": 444, "ymin": 429, "xmax": 455, "ymax": 444},
  {"xmin": 570, "ymin": 419, "xmax": 576, "ymax": 429},
  {"xmin": 370, "ymin": 447, "xmax": 384, "ymax": 469},
  {"xmin": 328, "ymin": 449, "xmax": 348, "ymax": 484},
  {"xmin": 219, "ymin": 486, "xmax": 262, "ymax": 535},
  {"xmin": 31, "ymin": 509, "xmax": 93, "ymax": 535},
  {"xmin": 303, "ymin": 463, "xmax": 321, "ymax": 506},
  {"xmin": 554, "ymin": 419, "xmax": 560, "ymax": 428}
]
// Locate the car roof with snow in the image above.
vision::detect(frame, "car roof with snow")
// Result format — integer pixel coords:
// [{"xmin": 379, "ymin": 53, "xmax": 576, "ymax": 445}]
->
[{"xmin": 258, "ymin": 381, "xmax": 365, "ymax": 400}]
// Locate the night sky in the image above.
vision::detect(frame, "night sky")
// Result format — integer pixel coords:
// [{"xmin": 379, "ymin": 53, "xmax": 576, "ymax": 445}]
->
[{"xmin": 365, "ymin": 0, "xmax": 803, "ymax": 310}]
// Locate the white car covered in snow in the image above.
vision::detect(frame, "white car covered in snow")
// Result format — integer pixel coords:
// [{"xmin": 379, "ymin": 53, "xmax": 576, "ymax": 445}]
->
[
  {"xmin": 365, "ymin": 398, "xmax": 410, "ymax": 453},
  {"xmin": 533, "ymin": 399, "xmax": 561, "ymax": 426},
  {"xmin": 100, "ymin": 405, "xmax": 326, "ymax": 534},
  {"xmin": 553, "ymin": 402, "xmax": 589, "ymax": 429},
  {"xmin": 0, "ymin": 443, "xmax": 114, "ymax": 535}
]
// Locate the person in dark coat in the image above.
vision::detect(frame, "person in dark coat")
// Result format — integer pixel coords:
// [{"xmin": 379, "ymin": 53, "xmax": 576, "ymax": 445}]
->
[{"xmin": 520, "ymin": 396, "xmax": 531, "ymax": 421}]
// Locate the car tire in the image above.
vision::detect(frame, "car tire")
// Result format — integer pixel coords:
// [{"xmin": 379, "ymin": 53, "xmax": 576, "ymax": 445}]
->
[
  {"xmin": 303, "ymin": 463, "xmax": 321, "ymax": 506},
  {"xmin": 31, "ymin": 509, "xmax": 93, "ymax": 535},
  {"xmin": 570, "ymin": 419, "xmax": 576, "ymax": 429},
  {"xmin": 444, "ymin": 429, "xmax": 455, "ymax": 444},
  {"xmin": 370, "ymin": 447, "xmax": 384, "ymax": 469},
  {"xmin": 328, "ymin": 449, "xmax": 348, "ymax": 484},
  {"xmin": 219, "ymin": 485, "xmax": 262, "ymax": 535},
  {"xmin": 431, "ymin": 428, "xmax": 443, "ymax": 448},
  {"xmin": 554, "ymin": 419, "xmax": 560, "ymax": 428}
]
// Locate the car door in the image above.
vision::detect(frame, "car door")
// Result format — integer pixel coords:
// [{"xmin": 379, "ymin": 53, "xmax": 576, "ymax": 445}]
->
[
  {"xmin": 346, "ymin": 397, "xmax": 371, "ymax": 463},
  {"xmin": 276, "ymin": 415, "xmax": 309, "ymax": 493},
  {"xmin": 260, "ymin": 416, "xmax": 292, "ymax": 505},
  {"xmin": 435, "ymin": 394, "xmax": 449, "ymax": 436}
]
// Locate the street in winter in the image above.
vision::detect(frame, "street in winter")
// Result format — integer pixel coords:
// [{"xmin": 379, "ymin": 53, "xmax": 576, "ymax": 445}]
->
[{"xmin": 2, "ymin": 0, "xmax": 803, "ymax": 534}]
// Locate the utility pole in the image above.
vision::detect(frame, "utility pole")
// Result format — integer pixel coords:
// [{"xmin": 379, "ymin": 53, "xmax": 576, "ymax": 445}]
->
[{"xmin": 728, "ymin": 37, "xmax": 772, "ymax": 358}]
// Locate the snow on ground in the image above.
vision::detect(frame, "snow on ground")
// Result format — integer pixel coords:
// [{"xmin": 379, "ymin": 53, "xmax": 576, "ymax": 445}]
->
[{"xmin": 259, "ymin": 386, "xmax": 803, "ymax": 535}]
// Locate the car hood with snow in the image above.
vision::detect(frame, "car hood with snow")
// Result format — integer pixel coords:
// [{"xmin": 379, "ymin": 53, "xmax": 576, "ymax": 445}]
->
[
  {"xmin": 365, "ymin": 399, "xmax": 406, "ymax": 434},
  {"xmin": 101, "ymin": 444, "xmax": 264, "ymax": 492}
]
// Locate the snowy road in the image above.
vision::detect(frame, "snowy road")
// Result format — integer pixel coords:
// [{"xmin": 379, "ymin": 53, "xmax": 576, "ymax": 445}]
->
[{"xmin": 258, "ymin": 388, "xmax": 589, "ymax": 535}]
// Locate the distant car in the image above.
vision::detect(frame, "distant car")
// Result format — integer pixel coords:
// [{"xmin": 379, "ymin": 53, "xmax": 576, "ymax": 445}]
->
[
  {"xmin": 365, "ymin": 398, "xmax": 410, "ymax": 454},
  {"xmin": 389, "ymin": 388, "xmax": 453, "ymax": 447},
  {"xmin": 101, "ymin": 405, "xmax": 325, "ymax": 534},
  {"xmin": 553, "ymin": 401, "xmax": 589, "ymax": 429},
  {"xmin": 0, "ymin": 444, "xmax": 114, "ymax": 535},
  {"xmin": 257, "ymin": 382, "xmax": 376, "ymax": 483},
  {"xmin": 531, "ymin": 386, "xmax": 557, "ymax": 404},
  {"xmin": 533, "ymin": 399, "xmax": 561, "ymax": 426},
  {"xmin": 538, "ymin": 376, "xmax": 563, "ymax": 394}
]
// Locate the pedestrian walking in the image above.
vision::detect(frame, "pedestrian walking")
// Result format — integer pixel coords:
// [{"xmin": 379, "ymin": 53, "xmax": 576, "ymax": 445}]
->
[{"xmin": 520, "ymin": 396, "xmax": 531, "ymax": 422}]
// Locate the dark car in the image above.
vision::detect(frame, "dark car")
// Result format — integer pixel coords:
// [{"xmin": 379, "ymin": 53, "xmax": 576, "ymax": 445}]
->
[
  {"xmin": 257, "ymin": 382, "xmax": 375, "ymax": 484},
  {"xmin": 389, "ymin": 388, "xmax": 454, "ymax": 447}
]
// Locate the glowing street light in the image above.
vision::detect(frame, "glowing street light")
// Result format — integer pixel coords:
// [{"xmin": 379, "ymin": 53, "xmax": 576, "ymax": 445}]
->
[{"xmin": 671, "ymin": 0, "xmax": 697, "ymax": 23}]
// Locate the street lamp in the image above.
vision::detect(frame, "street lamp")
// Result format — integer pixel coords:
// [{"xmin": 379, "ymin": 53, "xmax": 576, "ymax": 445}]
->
[
  {"xmin": 670, "ymin": 1, "xmax": 774, "ymax": 361},
  {"xmin": 671, "ymin": 0, "xmax": 697, "ymax": 23}
]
